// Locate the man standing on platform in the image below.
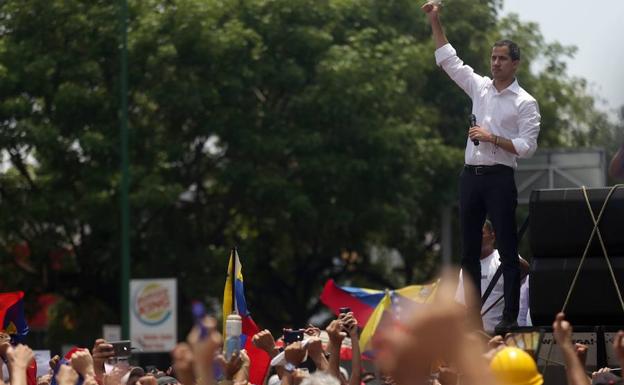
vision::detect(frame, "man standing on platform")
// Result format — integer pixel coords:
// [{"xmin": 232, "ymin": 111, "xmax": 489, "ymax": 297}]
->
[{"xmin": 422, "ymin": 1, "xmax": 541, "ymax": 331}]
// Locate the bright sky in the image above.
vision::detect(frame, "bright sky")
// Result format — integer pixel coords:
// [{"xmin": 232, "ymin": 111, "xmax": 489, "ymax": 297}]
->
[{"xmin": 501, "ymin": 0, "xmax": 624, "ymax": 117}]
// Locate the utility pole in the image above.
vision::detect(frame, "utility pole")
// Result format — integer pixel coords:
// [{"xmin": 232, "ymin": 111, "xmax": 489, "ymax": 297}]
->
[{"xmin": 119, "ymin": 0, "xmax": 130, "ymax": 340}]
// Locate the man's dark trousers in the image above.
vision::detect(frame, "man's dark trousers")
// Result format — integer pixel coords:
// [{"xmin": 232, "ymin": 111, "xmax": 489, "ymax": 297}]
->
[{"xmin": 459, "ymin": 164, "xmax": 520, "ymax": 323}]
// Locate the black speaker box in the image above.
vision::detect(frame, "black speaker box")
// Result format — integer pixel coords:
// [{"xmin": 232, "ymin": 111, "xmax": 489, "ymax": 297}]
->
[
  {"xmin": 529, "ymin": 257, "xmax": 624, "ymax": 325},
  {"xmin": 529, "ymin": 188, "xmax": 624, "ymax": 258},
  {"xmin": 529, "ymin": 187, "xmax": 624, "ymax": 326}
]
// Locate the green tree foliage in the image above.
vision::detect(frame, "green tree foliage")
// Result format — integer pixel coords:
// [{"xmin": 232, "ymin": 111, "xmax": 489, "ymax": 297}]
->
[
  {"xmin": 495, "ymin": 14, "xmax": 619, "ymax": 148},
  {"xmin": 0, "ymin": 0, "xmax": 617, "ymax": 345}
]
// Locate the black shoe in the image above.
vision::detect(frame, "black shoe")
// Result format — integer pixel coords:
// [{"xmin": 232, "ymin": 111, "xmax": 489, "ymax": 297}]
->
[{"xmin": 494, "ymin": 319, "xmax": 518, "ymax": 335}]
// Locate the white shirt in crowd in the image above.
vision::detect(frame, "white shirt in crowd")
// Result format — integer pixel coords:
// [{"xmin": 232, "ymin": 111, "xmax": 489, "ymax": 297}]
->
[
  {"xmin": 455, "ymin": 249, "xmax": 531, "ymax": 333},
  {"xmin": 434, "ymin": 43, "xmax": 541, "ymax": 168}
]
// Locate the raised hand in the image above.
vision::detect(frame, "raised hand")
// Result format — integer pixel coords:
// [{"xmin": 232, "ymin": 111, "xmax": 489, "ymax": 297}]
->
[
  {"xmin": 325, "ymin": 320, "xmax": 346, "ymax": 346},
  {"xmin": 171, "ymin": 343, "xmax": 195, "ymax": 385},
  {"xmin": 56, "ymin": 365, "xmax": 79, "ymax": 385},
  {"xmin": 421, "ymin": 1, "xmax": 440, "ymax": 15},
  {"xmin": 252, "ymin": 330, "xmax": 278, "ymax": 357},
  {"xmin": 233, "ymin": 349, "xmax": 250, "ymax": 384},
  {"xmin": 304, "ymin": 325, "xmax": 321, "ymax": 338},
  {"xmin": 186, "ymin": 315, "xmax": 222, "ymax": 385},
  {"xmin": 215, "ymin": 352, "xmax": 243, "ymax": 380},
  {"xmin": 49, "ymin": 355, "xmax": 61, "ymax": 370},
  {"xmin": 7, "ymin": 344, "xmax": 34, "ymax": 370},
  {"xmin": 552, "ymin": 312, "xmax": 573, "ymax": 348},
  {"xmin": 306, "ymin": 337, "xmax": 328, "ymax": 372},
  {"xmin": 341, "ymin": 313, "xmax": 358, "ymax": 338},
  {"xmin": 284, "ymin": 342, "xmax": 306, "ymax": 366},
  {"xmin": 186, "ymin": 315, "xmax": 221, "ymax": 368},
  {"xmin": 574, "ymin": 343, "xmax": 588, "ymax": 368},
  {"xmin": 70, "ymin": 349, "xmax": 96, "ymax": 378},
  {"xmin": 91, "ymin": 339, "xmax": 114, "ymax": 378},
  {"xmin": 306, "ymin": 337, "xmax": 324, "ymax": 359},
  {"xmin": 37, "ymin": 374, "xmax": 53, "ymax": 385}
]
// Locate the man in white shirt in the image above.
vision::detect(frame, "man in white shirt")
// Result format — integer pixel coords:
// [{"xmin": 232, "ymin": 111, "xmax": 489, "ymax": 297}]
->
[
  {"xmin": 455, "ymin": 220, "xmax": 531, "ymax": 334},
  {"xmin": 609, "ymin": 143, "xmax": 624, "ymax": 180},
  {"xmin": 422, "ymin": 2, "xmax": 540, "ymax": 331}
]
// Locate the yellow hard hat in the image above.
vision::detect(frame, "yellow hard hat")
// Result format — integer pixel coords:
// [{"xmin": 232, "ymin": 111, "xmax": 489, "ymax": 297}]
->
[{"xmin": 490, "ymin": 347, "xmax": 543, "ymax": 385}]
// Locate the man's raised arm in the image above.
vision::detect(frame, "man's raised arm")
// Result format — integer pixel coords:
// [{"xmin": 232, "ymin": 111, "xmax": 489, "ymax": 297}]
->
[{"xmin": 421, "ymin": 2, "xmax": 449, "ymax": 49}]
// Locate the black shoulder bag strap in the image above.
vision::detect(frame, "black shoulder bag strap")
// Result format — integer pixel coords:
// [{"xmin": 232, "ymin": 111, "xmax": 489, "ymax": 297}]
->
[{"xmin": 481, "ymin": 264, "xmax": 503, "ymax": 307}]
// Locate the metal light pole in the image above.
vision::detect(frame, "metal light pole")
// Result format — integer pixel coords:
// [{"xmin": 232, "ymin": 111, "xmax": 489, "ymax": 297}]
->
[{"xmin": 119, "ymin": 0, "xmax": 130, "ymax": 340}]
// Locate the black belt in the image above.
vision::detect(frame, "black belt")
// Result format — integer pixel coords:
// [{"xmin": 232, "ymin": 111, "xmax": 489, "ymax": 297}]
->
[{"xmin": 464, "ymin": 164, "xmax": 513, "ymax": 176}]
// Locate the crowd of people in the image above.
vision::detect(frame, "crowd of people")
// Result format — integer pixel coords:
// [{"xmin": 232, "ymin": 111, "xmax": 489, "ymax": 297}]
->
[
  {"xmin": 2, "ymin": 272, "xmax": 624, "ymax": 385},
  {"xmin": 1, "ymin": 0, "xmax": 622, "ymax": 384}
]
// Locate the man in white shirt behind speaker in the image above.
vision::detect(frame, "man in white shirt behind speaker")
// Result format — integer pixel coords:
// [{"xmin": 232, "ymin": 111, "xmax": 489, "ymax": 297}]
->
[{"xmin": 455, "ymin": 220, "xmax": 531, "ymax": 334}]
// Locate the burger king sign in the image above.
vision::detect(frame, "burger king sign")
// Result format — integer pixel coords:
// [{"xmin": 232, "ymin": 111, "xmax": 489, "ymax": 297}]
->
[{"xmin": 130, "ymin": 279, "xmax": 177, "ymax": 352}]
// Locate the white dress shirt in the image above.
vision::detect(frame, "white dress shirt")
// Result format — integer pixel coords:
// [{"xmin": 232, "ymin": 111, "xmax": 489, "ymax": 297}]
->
[
  {"xmin": 455, "ymin": 250, "xmax": 531, "ymax": 333},
  {"xmin": 435, "ymin": 43, "xmax": 541, "ymax": 168},
  {"xmin": 518, "ymin": 277, "xmax": 532, "ymax": 327}
]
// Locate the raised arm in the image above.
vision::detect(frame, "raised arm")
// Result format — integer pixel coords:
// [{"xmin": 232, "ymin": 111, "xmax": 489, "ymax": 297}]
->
[
  {"xmin": 344, "ymin": 314, "xmax": 361, "ymax": 385},
  {"xmin": 422, "ymin": 2, "xmax": 485, "ymax": 100},
  {"xmin": 421, "ymin": 2, "xmax": 448, "ymax": 49},
  {"xmin": 552, "ymin": 313, "xmax": 590, "ymax": 385},
  {"xmin": 325, "ymin": 320, "xmax": 346, "ymax": 381}
]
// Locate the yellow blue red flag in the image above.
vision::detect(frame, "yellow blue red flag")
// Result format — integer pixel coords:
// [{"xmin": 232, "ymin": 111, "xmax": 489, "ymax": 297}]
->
[
  {"xmin": 320, "ymin": 280, "xmax": 438, "ymax": 358},
  {"xmin": 222, "ymin": 249, "xmax": 270, "ymax": 385},
  {"xmin": 0, "ymin": 291, "xmax": 29, "ymax": 343}
]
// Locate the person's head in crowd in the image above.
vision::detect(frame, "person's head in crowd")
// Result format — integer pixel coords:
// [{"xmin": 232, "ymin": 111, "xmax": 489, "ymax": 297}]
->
[
  {"xmin": 155, "ymin": 376, "xmax": 179, "ymax": 385},
  {"xmin": 481, "ymin": 219, "xmax": 530, "ymax": 275},
  {"xmin": 121, "ymin": 367, "xmax": 146, "ymax": 385}
]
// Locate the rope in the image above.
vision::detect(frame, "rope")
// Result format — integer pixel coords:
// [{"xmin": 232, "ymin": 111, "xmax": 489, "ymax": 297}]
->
[
  {"xmin": 543, "ymin": 184, "xmax": 624, "ymax": 378},
  {"xmin": 561, "ymin": 185, "xmax": 624, "ymax": 312}
]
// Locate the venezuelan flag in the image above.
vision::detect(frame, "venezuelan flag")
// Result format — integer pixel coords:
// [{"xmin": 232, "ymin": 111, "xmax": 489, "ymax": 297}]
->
[
  {"xmin": 359, "ymin": 283, "xmax": 438, "ymax": 357},
  {"xmin": 320, "ymin": 280, "xmax": 438, "ymax": 358},
  {"xmin": 320, "ymin": 279, "xmax": 385, "ymax": 326},
  {"xmin": 0, "ymin": 291, "xmax": 29, "ymax": 343},
  {"xmin": 222, "ymin": 249, "xmax": 270, "ymax": 385}
]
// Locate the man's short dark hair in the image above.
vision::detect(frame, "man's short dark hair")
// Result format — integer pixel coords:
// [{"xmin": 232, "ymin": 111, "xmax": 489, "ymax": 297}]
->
[{"xmin": 493, "ymin": 39, "xmax": 520, "ymax": 61}]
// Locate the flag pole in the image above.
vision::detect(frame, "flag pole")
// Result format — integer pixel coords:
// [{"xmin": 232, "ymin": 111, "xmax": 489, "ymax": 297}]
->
[{"xmin": 231, "ymin": 247, "xmax": 237, "ymax": 315}]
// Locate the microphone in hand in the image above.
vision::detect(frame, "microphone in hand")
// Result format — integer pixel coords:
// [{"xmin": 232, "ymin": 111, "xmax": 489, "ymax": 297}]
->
[{"xmin": 469, "ymin": 114, "xmax": 479, "ymax": 146}]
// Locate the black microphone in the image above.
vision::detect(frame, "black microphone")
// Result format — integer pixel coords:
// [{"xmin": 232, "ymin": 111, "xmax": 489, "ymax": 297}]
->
[{"xmin": 469, "ymin": 114, "xmax": 479, "ymax": 146}]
